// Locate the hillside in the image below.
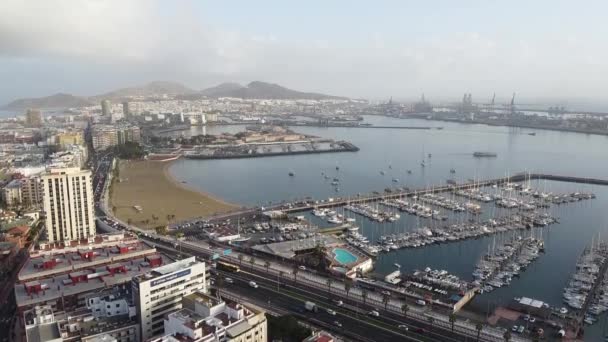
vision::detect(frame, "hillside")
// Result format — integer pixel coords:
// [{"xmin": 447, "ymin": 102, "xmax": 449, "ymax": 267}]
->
[
  {"xmin": 93, "ymin": 81, "xmax": 196, "ymax": 100},
  {"xmin": 200, "ymin": 81, "xmax": 346, "ymax": 100},
  {"xmin": 1, "ymin": 93, "xmax": 92, "ymax": 110}
]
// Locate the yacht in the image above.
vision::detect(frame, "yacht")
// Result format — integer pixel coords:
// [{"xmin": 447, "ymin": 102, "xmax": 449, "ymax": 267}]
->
[
  {"xmin": 327, "ymin": 216, "xmax": 343, "ymax": 224},
  {"xmin": 312, "ymin": 209, "xmax": 326, "ymax": 217}
]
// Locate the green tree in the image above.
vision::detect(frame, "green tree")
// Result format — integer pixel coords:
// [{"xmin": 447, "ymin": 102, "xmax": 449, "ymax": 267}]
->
[
  {"xmin": 362, "ymin": 289, "xmax": 368, "ymax": 304},
  {"xmin": 449, "ymin": 313, "xmax": 457, "ymax": 332},
  {"xmin": 326, "ymin": 278, "xmax": 332, "ymax": 296},
  {"xmin": 215, "ymin": 276, "xmax": 224, "ymax": 296},
  {"xmin": 382, "ymin": 293, "xmax": 390, "ymax": 310},
  {"xmin": 476, "ymin": 323, "xmax": 484, "ymax": 342},
  {"xmin": 249, "ymin": 256, "xmax": 256, "ymax": 269},
  {"xmin": 401, "ymin": 303, "xmax": 409, "ymax": 318},
  {"xmin": 237, "ymin": 254, "xmax": 244, "ymax": 267},
  {"xmin": 264, "ymin": 260, "xmax": 271, "ymax": 273},
  {"xmin": 503, "ymin": 330, "xmax": 512, "ymax": 342},
  {"xmin": 427, "ymin": 316, "xmax": 435, "ymax": 329},
  {"xmin": 344, "ymin": 278, "xmax": 352, "ymax": 298},
  {"xmin": 292, "ymin": 264, "xmax": 299, "ymax": 282}
]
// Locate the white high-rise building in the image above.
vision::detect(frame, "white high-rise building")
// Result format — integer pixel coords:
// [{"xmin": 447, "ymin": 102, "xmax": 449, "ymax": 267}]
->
[
  {"xmin": 41, "ymin": 167, "xmax": 96, "ymax": 242},
  {"xmin": 132, "ymin": 256, "xmax": 208, "ymax": 340}
]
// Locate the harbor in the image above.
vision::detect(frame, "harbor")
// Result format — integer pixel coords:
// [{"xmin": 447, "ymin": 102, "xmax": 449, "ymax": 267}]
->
[{"xmin": 167, "ymin": 117, "xmax": 608, "ymax": 340}]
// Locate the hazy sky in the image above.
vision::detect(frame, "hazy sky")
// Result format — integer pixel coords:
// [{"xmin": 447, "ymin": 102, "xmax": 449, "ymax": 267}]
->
[{"xmin": 2, "ymin": 0, "xmax": 608, "ymax": 105}]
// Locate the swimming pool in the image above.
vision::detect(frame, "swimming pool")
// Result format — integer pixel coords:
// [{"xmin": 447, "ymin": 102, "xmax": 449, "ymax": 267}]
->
[{"xmin": 333, "ymin": 248, "xmax": 358, "ymax": 265}]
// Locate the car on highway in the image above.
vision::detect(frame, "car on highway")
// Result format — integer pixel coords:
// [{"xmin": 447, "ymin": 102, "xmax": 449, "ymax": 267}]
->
[
  {"xmin": 333, "ymin": 321, "xmax": 342, "ymax": 328},
  {"xmin": 298, "ymin": 265, "xmax": 306, "ymax": 270},
  {"xmin": 332, "ymin": 299, "xmax": 343, "ymax": 306},
  {"xmin": 413, "ymin": 327, "xmax": 426, "ymax": 334},
  {"xmin": 224, "ymin": 277, "xmax": 234, "ymax": 284},
  {"xmin": 368, "ymin": 310, "xmax": 380, "ymax": 317},
  {"xmin": 249, "ymin": 281, "xmax": 259, "ymax": 288},
  {"xmin": 397, "ymin": 324, "xmax": 409, "ymax": 331},
  {"xmin": 326, "ymin": 308, "xmax": 336, "ymax": 316}
]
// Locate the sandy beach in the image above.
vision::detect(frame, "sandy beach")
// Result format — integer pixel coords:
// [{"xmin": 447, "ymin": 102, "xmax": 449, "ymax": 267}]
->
[{"xmin": 110, "ymin": 160, "xmax": 237, "ymax": 229}]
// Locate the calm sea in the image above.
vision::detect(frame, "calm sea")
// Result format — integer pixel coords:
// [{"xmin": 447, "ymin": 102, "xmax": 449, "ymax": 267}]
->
[{"xmin": 168, "ymin": 116, "xmax": 608, "ymax": 338}]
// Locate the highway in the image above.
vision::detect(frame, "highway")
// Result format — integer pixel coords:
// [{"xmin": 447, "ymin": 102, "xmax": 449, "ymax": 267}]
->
[{"xmin": 148, "ymin": 237, "xmax": 519, "ymax": 342}]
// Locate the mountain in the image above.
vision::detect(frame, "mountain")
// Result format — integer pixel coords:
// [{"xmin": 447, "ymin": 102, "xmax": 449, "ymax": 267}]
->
[
  {"xmin": 2, "ymin": 80, "xmax": 346, "ymax": 110},
  {"xmin": 200, "ymin": 82, "xmax": 245, "ymax": 97},
  {"xmin": 1, "ymin": 93, "xmax": 92, "ymax": 110},
  {"xmin": 93, "ymin": 81, "xmax": 196, "ymax": 100},
  {"xmin": 199, "ymin": 81, "xmax": 346, "ymax": 100}
]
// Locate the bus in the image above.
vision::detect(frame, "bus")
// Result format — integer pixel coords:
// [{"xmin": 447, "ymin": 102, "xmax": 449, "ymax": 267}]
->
[{"xmin": 216, "ymin": 261, "xmax": 240, "ymax": 273}]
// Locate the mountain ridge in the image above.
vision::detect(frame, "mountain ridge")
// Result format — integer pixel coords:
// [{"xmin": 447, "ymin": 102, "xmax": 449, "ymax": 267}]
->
[{"xmin": 2, "ymin": 81, "xmax": 346, "ymax": 110}]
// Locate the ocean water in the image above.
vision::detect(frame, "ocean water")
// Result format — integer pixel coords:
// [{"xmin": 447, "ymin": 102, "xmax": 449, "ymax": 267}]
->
[{"xmin": 168, "ymin": 116, "xmax": 608, "ymax": 338}]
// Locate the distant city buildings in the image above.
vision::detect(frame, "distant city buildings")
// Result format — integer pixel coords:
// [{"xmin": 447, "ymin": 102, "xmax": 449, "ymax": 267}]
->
[
  {"xmin": 25, "ymin": 109, "xmax": 43, "ymax": 127},
  {"xmin": 41, "ymin": 167, "xmax": 95, "ymax": 242},
  {"xmin": 91, "ymin": 123, "xmax": 141, "ymax": 151},
  {"xmin": 101, "ymin": 99, "xmax": 111, "ymax": 116}
]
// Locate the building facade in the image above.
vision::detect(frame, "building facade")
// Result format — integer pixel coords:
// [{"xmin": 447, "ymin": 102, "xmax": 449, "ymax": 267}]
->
[
  {"xmin": 41, "ymin": 167, "xmax": 95, "ymax": 242},
  {"xmin": 132, "ymin": 257, "xmax": 208, "ymax": 340},
  {"xmin": 92, "ymin": 124, "xmax": 141, "ymax": 151},
  {"xmin": 25, "ymin": 109, "xmax": 43, "ymax": 127},
  {"xmin": 101, "ymin": 100, "xmax": 111, "ymax": 116}
]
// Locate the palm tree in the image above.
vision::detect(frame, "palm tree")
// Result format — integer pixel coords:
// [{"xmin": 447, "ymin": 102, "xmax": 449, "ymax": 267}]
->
[
  {"xmin": 237, "ymin": 254, "xmax": 244, "ymax": 267},
  {"xmin": 382, "ymin": 293, "xmax": 390, "ymax": 310},
  {"xmin": 427, "ymin": 316, "xmax": 435, "ymax": 329},
  {"xmin": 362, "ymin": 289, "xmax": 368, "ymax": 304},
  {"xmin": 475, "ymin": 323, "xmax": 484, "ymax": 342},
  {"xmin": 326, "ymin": 278, "xmax": 332, "ymax": 296},
  {"xmin": 215, "ymin": 276, "xmax": 224, "ymax": 296},
  {"xmin": 401, "ymin": 303, "xmax": 409, "ymax": 318},
  {"xmin": 449, "ymin": 313, "xmax": 457, "ymax": 332},
  {"xmin": 503, "ymin": 330, "xmax": 512, "ymax": 342},
  {"xmin": 292, "ymin": 264, "xmax": 299, "ymax": 282},
  {"xmin": 249, "ymin": 256, "xmax": 255, "ymax": 269},
  {"xmin": 264, "ymin": 260, "xmax": 271, "ymax": 273},
  {"xmin": 344, "ymin": 278, "xmax": 352, "ymax": 298}
]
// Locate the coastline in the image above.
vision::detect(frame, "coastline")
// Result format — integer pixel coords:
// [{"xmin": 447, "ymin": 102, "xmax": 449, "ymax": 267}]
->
[
  {"xmin": 162, "ymin": 160, "xmax": 238, "ymax": 208},
  {"xmin": 110, "ymin": 159, "xmax": 237, "ymax": 229}
]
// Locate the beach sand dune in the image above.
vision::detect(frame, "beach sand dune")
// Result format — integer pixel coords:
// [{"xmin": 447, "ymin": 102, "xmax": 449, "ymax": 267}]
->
[{"xmin": 110, "ymin": 160, "xmax": 237, "ymax": 229}]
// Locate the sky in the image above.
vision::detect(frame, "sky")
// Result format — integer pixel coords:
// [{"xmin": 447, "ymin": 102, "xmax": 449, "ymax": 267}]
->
[{"xmin": 2, "ymin": 0, "xmax": 608, "ymax": 107}]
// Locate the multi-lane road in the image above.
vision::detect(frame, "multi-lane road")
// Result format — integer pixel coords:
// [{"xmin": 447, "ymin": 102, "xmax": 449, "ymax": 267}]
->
[{"xmin": 148, "ymin": 236, "xmax": 519, "ymax": 342}]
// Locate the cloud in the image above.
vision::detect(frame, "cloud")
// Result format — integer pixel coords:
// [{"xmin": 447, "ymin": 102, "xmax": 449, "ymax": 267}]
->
[{"xmin": 1, "ymin": 0, "xmax": 608, "ymax": 104}]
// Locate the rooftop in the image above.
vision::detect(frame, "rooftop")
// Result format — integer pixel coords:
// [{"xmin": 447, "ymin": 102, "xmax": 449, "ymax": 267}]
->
[
  {"xmin": 15, "ymin": 254, "xmax": 170, "ymax": 308},
  {"xmin": 25, "ymin": 322, "xmax": 61, "ymax": 342},
  {"xmin": 19, "ymin": 238, "xmax": 156, "ymax": 281},
  {"xmin": 133, "ymin": 256, "xmax": 199, "ymax": 284},
  {"xmin": 252, "ymin": 235, "xmax": 341, "ymax": 259},
  {"xmin": 79, "ymin": 314, "xmax": 137, "ymax": 338},
  {"xmin": 34, "ymin": 232, "xmax": 140, "ymax": 257}
]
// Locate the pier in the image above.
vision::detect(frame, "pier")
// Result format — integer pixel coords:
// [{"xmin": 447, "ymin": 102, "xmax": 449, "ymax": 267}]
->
[{"xmin": 280, "ymin": 173, "xmax": 606, "ymax": 213}]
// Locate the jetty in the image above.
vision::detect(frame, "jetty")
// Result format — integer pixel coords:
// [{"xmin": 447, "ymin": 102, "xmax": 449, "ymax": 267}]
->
[{"xmin": 278, "ymin": 173, "xmax": 603, "ymax": 213}]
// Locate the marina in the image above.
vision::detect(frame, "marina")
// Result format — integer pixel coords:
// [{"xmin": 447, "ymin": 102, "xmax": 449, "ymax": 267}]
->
[{"xmin": 169, "ymin": 117, "xmax": 608, "ymax": 340}]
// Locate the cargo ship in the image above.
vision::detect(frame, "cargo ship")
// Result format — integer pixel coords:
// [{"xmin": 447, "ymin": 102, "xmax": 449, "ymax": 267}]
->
[{"xmin": 473, "ymin": 152, "xmax": 497, "ymax": 158}]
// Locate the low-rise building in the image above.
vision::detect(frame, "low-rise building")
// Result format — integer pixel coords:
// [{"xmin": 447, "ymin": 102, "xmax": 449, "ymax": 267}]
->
[
  {"xmin": 151, "ymin": 292, "xmax": 267, "ymax": 342},
  {"xmin": 2, "ymin": 178, "xmax": 22, "ymax": 206},
  {"xmin": 14, "ymin": 233, "xmax": 166, "ymax": 341}
]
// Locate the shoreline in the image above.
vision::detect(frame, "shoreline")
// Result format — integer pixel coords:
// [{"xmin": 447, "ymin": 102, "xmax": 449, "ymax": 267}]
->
[
  {"xmin": 162, "ymin": 160, "xmax": 239, "ymax": 208},
  {"xmin": 110, "ymin": 159, "xmax": 237, "ymax": 229}
]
